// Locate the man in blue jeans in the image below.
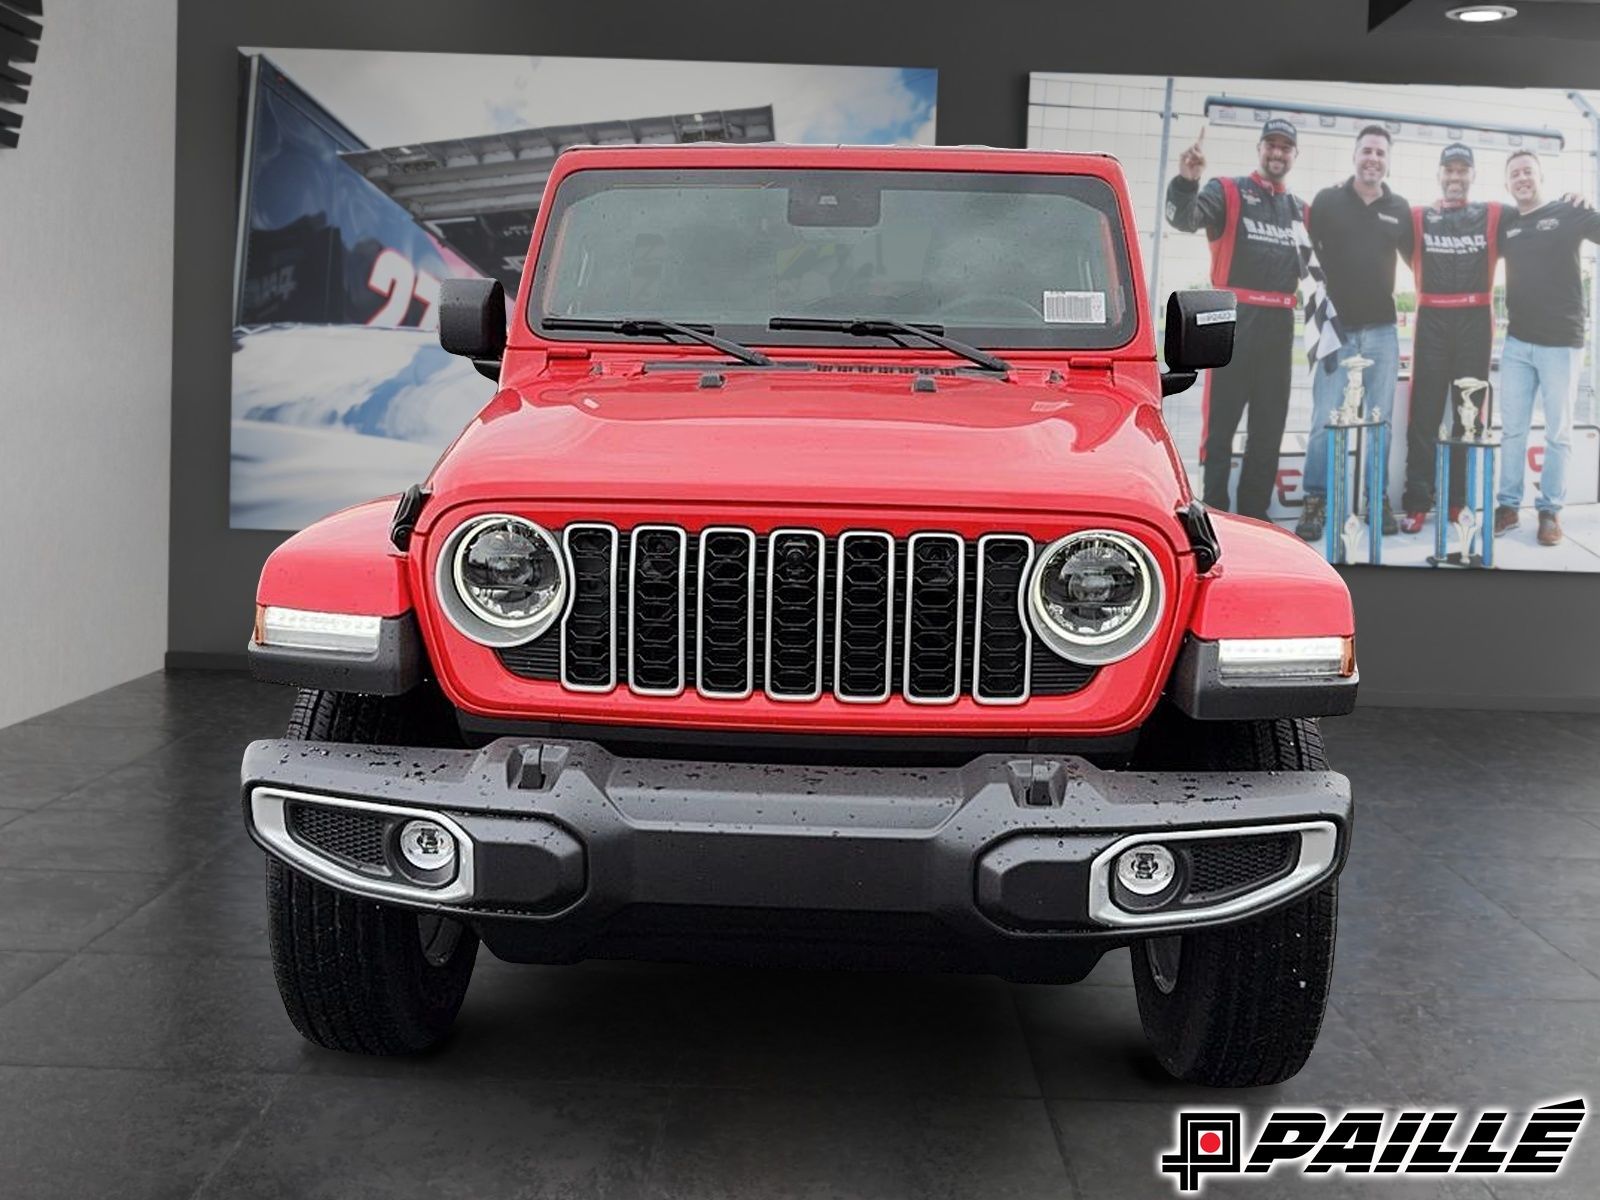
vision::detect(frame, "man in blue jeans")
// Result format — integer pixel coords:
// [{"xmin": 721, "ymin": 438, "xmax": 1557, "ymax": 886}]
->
[
  {"xmin": 1297, "ymin": 126, "xmax": 1412, "ymax": 541},
  {"xmin": 1495, "ymin": 150, "xmax": 1600, "ymax": 546}
]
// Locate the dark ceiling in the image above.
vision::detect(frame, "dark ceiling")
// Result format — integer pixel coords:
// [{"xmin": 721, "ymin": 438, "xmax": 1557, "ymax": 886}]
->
[{"xmin": 1374, "ymin": 0, "xmax": 1600, "ymax": 36}]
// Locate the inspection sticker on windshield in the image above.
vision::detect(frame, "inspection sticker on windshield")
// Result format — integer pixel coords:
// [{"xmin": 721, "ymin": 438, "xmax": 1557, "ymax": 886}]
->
[{"xmin": 1043, "ymin": 291, "xmax": 1106, "ymax": 324}]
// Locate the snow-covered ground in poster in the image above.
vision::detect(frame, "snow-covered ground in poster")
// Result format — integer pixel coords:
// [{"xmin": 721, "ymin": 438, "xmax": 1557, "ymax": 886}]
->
[{"xmin": 229, "ymin": 325, "xmax": 493, "ymax": 530}]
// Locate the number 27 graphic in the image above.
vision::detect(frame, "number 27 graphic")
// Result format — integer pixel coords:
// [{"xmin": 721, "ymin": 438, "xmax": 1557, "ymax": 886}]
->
[{"xmin": 366, "ymin": 248, "xmax": 442, "ymax": 329}]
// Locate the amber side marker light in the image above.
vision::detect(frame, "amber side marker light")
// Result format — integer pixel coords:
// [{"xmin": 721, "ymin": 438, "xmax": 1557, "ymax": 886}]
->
[
  {"xmin": 254, "ymin": 605, "xmax": 383, "ymax": 654},
  {"xmin": 1215, "ymin": 636, "xmax": 1355, "ymax": 681}
]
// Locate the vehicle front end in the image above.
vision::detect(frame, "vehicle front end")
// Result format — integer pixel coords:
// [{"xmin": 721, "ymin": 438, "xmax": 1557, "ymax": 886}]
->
[{"xmin": 242, "ymin": 145, "xmax": 1357, "ymax": 1085}]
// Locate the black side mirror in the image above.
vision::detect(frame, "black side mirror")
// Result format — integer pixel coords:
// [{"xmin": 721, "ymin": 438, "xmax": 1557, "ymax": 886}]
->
[
  {"xmin": 439, "ymin": 277, "xmax": 507, "ymax": 381},
  {"xmin": 1161, "ymin": 289, "xmax": 1236, "ymax": 397}
]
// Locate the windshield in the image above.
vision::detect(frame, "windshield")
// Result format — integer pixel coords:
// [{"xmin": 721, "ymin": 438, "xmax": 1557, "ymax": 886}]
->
[{"xmin": 529, "ymin": 167, "xmax": 1138, "ymax": 351}]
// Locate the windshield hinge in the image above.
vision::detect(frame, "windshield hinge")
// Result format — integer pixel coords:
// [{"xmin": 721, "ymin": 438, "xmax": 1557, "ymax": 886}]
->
[
  {"xmin": 546, "ymin": 346, "xmax": 592, "ymax": 362},
  {"xmin": 1178, "ymin": 500, "xmax": 1222, "ymax": 574}
]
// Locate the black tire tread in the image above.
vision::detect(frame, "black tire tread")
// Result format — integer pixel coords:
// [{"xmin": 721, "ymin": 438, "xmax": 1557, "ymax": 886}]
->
[
  {"xmin": 266, "ymin": 688, "xmax": 477, "ymax": 1055},
  {"xmin": 1130, "ymin": 712, "xmax": 1338, "ymax": 1087}
]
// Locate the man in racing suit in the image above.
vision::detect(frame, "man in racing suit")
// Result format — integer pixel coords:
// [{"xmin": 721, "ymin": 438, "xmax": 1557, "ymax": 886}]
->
[
  {"xmin": 1399, "ymin": 143, "xmax": 1501, "ymax": 533},
  {"xmin": 1166, "ymin": 119, "xmax": 1304, "ymax": 519}
]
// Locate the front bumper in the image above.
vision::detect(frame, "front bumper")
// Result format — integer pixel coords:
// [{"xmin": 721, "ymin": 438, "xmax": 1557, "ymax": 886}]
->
[{"xmin": 241, "ymin": 738, "xmax": 1350, "ymax": 982}]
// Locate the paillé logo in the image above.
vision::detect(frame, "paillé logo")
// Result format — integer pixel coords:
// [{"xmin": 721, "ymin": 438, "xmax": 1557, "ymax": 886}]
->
[{"xmin": 1159, "ymin": 1098, "xmax": 1586, "ymax": 1193}]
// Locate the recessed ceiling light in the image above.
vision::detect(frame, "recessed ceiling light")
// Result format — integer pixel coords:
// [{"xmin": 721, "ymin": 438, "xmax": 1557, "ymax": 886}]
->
[{"xmin": 1446, "ymin": 4, "xmax": 1518, "ymax": 22}]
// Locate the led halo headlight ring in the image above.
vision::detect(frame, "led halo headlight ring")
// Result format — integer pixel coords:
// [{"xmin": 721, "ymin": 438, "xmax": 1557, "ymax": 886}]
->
[
  {"xmin": 434, "ymin": 513, "xmax": 567, "ymax": 648},
  {"xmin": 1027, "ymin": 529, "xmax": 1164, "ymax": 666}
]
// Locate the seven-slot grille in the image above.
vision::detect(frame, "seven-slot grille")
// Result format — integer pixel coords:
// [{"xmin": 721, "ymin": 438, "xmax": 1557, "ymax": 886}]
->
[{"xmin": 498, "ymin": 525, "xmax": 1097, "ymax": 703}]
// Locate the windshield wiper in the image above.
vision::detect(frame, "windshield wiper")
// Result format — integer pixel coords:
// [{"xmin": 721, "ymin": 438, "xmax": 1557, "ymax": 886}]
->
[
  {"xmin": 768, "ymin": 317, "xmax": 1010, "ymax": 374},
  {"xmin": 542, "ymin": 316, "xmax": 773, "ymax": 367}
]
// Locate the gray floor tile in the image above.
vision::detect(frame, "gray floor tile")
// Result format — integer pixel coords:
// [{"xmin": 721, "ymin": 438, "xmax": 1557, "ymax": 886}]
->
[
  {"xmin": 88, "ymin": 857, "xmax": 268, "ymax": 958},
  {"xmin": 1520, "ymin": 918, "xmax": 1600, "ymax": 977},
  {"xmin": 1338, "ymin": 840, "xmax": 1511, "ymax": 919},
  {"xmin": 196, "ymin": 1073, "xmax": 665, "ymax": 1200},
  {"xmin": 0, "ymin": 804, "xmax": 233, "ymax": 874},
  {"xmin": 0, "ymin": 868, "xmax": 172, "ymax": 951},
  {"xmin": 1376, "ymin": 806, "xmax": 1600, "ymax": 860},
  {"xmin": 1333, "ymin": 993, "xmax": 1600, "ymax": 1101},
  {"xmin": 1454, "ymin": 855, "xmax": 1600, "ymax": 923},
  {"xmin": 0, "ymin": 952, "xmax": 307, "ymax": 1073},
  {"xmin": 0, "ymin": 950, "xmax": 68, "ymax": 1008},
  {"xmin": 0, "ymin": 1067, "xmax": 284, "ymax": 1200},
  {"xmin": 649, "ymin": 1090, "xmax": 1070, "ymax": 1200},
  {"xmin": 0, "ymin": 757, "xmax": 122, "ymax": 809},
  {"xmin": 0, "ymin": 721, "xmax": 178, "ymax": 767},
  {"xmin": 0, "ymin": 805, "xmax": 25, "ymax": 828},
  {"xmin": 1334, "ymin": 910, "xmax": 1600, "ymax": 1000},
  {"xmin": 50, "ymin": 734, "xmax": 251, "ymax": 810}
]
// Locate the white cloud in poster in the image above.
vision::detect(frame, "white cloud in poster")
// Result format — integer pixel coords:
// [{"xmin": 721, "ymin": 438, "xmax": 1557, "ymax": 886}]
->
[{"xmin": 245, "ymin": 49, "xmax": 936, "ymax": 147}]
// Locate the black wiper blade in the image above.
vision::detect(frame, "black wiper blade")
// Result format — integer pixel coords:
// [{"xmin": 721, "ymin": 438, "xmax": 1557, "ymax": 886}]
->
[
  {"xmin": 768, "ymin": 317, "xmax": 1010, "ymax": 373},
  {"xmin": 543, "ymin": 316, "xmax": 773, "ymax": 367}
]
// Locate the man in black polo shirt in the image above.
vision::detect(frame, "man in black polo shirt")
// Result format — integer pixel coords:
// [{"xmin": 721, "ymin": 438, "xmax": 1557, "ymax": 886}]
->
[
  {"xmin": 1297, "ymin": 125, "xmax": 1412, "ymax": 541},
  {"xmin": 1166, "ymin": 118, "xmax": 1305, "ymax": 520},
  {"xmin": 1495, "ymin": 149, "xmax": 1600, "ymax": 546}
]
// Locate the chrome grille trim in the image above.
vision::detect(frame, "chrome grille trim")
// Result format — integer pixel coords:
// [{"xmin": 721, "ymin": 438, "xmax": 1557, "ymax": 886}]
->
[
  {"xmin": 696, "ymin": 526, "xmax": 758, "ymax": 700},
  {"xmin": 559, "ymin": 522, "xmax": 619, "ymax": 693},
  {"xmin": 902, "ymin": 532, "xmax": 966, "ymax": 705},
  {"xmin": 627, "ymin": 524, "xmax": 687, "ymax": 697},
  {"xmin": 764, "ymin": 528, "xmax": 826, "ymax": 702},
  {"xmin": 972, "ymin": 533, "xmax": 1036, "ymax": 706},
  {"xmin": 833, "ymin": 530, "xmax": 896, "ymax": 704}
]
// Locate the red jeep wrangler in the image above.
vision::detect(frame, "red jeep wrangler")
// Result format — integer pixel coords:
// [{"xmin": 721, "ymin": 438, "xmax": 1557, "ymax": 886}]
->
[{"xmin": 243, "ymin": 144, "xmax": 1356, "ymax": 1086}]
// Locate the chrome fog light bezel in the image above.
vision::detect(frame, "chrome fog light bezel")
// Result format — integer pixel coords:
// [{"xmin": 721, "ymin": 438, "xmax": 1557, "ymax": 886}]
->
[
  {"xmin": 250, "ymin": 787, "xmax": 476, "ymax": 905},
  {"xmin": 1087, "ymin": 821, "xmax": 1339, "ymax": 928}
]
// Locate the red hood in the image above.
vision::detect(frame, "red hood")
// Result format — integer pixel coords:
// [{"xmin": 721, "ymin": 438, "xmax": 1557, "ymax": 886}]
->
[{"xmin": 422, "ymin": 365, "xmax": 1187, "ymax": 531}]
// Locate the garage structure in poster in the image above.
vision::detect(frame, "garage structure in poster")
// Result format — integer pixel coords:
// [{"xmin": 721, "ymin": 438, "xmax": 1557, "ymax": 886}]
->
[
  {"xmin": 1029, "ymin": 72, "xmax": 1600, "ymax": 572},
  {"xmin": 230, "ymin": 50, "xmax": 937, "ymax": 531}
]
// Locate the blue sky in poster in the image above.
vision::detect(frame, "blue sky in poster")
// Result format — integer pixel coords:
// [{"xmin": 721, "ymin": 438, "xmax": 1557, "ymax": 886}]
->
[{"xmin": 250, "ymin": 49, "xmax": 937, "ymax": 148}]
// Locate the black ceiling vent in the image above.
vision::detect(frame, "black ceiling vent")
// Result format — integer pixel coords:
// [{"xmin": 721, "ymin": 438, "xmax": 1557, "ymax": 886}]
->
[{"xmin": 0, "ymin": 1, "xmax": 41, "ymax": 149}]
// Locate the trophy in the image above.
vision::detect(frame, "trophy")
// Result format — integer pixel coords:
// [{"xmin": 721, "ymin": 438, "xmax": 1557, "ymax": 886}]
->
[
  {"xmin": 1429, "ymin": 376, "xmax": 1498, "ymax": 569},
  {"xmin": 1333, "ymin": 354, "xmax": 1374, "ymax": 427},
  {"xmin": 1325, "ymin": 354, "xmax": 1383, "ymax": 565},
  {"xmin": 1454, "ymin": 376, "xmax": 1490, "ymax": 442},
  {"xmin": 1453, "ymin": 505, "xmax": 1479, "ymax": 561}
]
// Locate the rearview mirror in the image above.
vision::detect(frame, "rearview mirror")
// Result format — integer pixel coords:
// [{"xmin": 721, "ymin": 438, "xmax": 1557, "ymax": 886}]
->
[
  {"xmin": 439, "ymin": 277, "xmax": 507, "ymax": 380},
  {"xmin": 1161, "ymin": 289, "xmax": 1236, "ymax": 397}
]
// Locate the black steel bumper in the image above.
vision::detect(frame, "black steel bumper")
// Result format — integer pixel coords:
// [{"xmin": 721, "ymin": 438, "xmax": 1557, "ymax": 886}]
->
[{"xmin": 240, "ymin": 738, "xmax": 1351, "ymax": 983}]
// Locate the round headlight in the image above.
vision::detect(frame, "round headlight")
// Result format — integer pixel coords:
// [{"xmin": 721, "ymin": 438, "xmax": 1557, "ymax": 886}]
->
[
  {"xmin": 436, "ymin": 515, "xmax": 566, "ymax": 646},
  {"xmin": 1028, "ymin": 530, "xmax": 1162, "ymax": 665}
]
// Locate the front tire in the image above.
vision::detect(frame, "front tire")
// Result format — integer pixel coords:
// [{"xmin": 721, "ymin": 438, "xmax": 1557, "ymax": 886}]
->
[
  {"xmin": 1129, "ymin": 712, "xmax": 1339, "ymax": 1087},
  {"xmin": 265, "ymin": 688, "xmax": 479, "ymax": 1055}
]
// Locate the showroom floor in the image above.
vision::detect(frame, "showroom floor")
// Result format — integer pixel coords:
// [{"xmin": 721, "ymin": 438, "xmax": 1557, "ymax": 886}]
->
[{"xmin": 0, "ymin": 672, "xmax": 1596, "ymax": 1199}]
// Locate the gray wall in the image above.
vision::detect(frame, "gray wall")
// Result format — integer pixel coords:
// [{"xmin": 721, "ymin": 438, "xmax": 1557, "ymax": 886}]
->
[
  {"xmin": 169, "ymin": 0, "xmax": 1600, "ymax": 709},
  {"xmin": 0, "ymin": 0, "xmax": 176, "ymax": 727}
]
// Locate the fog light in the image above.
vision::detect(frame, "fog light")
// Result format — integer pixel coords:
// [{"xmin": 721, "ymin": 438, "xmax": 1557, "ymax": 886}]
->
[
  {"xmin": 399, "ymin": 820, "xmax": 457, "ymax": 872},
  {"xmin": 1116, "ymin": 844, "xmax": 1176, "ymax": 896}
]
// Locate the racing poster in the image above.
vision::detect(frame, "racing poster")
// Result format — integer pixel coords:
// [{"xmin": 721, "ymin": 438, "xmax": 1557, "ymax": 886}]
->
[
  {"xmin": 230, "ymin": 49, "xmax": 938, "ymax": 530},
  {"xmin": 1029, "ymin": 73, "xmax": 1600, "ymax": 572}
]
